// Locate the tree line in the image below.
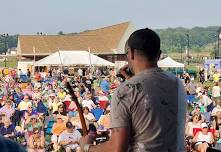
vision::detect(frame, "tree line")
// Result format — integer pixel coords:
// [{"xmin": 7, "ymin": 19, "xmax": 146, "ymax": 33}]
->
[
  {"xmin": 0, "ymin": 26, "xmax": 219, "ymax": 54},
  {"xmin": 155, "ymin": 26, "xmax": 220, "ymax": 53},
  {"xmin": 0, "ymin": 35, "xmax": 18, "ymax": 53}
]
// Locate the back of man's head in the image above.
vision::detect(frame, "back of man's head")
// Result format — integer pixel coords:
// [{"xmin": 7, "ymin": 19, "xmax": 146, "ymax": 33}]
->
[{"xmin": 127, "ymin": 28, "xmax": 161, "ymax": 61}]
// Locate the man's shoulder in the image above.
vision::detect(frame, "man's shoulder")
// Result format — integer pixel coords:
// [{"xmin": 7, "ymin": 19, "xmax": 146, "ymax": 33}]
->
[
  {"xmin": 133, "ymin": 69, "xmax": 177, "ymax": 80},
  {"xmin": 117, "ymin": 70, "xmax": 177, "ymax": 88},
  {"xmin": 114, "ymin": 81, "xmax": 132, "ymax": 95},
  {"xmin": 127, "ymin": 70, "xmax": 178, "ymax": 88}
]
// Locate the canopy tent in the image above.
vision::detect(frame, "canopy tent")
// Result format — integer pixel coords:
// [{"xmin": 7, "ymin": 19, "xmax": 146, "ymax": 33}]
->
[
  {"xmin": 157, "ymin": 57, "xmax": 184, "ymax": 68},
  {"xmin": 34, "ymin": 50, "xmax": 115, "ymax": 67}
]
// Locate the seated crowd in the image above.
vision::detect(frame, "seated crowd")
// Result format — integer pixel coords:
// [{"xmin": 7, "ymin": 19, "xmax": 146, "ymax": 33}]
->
[
  {"xmin": 4, "ymin": 67, "xmax": 221, "ymax": 152},
  {"xmin": 184, "ymin": 71, "xmax": 221, "ymax": 152},
  {"xmin": 0, "ymin": 67, "xmax": 118, "ymax": 152}
]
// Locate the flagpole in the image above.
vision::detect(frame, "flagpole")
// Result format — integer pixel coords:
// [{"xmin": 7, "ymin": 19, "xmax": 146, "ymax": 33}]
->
[{"xmin": 33, "ymin": 46, "xmax": 36, "ymax": 77}]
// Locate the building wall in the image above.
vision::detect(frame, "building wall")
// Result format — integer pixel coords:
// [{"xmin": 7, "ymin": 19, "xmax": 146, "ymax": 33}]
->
[
  {"xmin": 98, "ymin": 54, "xmax": 126, "ymax": 63},
  {"xmin": 10, "ymin": 51, "xmax": 17, "ymax": 55},
  {"xmin": 17, "ymin": 39, "xmax": 21, "ymax": 55},
  {"xmin": 116, "ymin": 22, "xmax": 136, "ymax": 54}
]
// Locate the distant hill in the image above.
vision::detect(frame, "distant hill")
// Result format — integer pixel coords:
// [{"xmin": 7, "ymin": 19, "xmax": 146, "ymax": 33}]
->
[
  {"xmin": 0, "ymin": 26, "xmax": 219, "ymax": 54},
  {"xmin": 155, "ymin": 26, "xmax": 220, "ymax": 53},
  {"xmin": 0, "ymin": 35, "xmax": 18, "ymax": 53}
]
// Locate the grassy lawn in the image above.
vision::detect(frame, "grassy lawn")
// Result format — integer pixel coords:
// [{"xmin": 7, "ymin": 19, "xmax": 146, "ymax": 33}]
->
[
  {"xmin": 0, "ymin": 61, "xmax": 17, "ymax": 68},
  {"xmin": 0, "ymin": 56, "xmax": 18, "ymax": 68}
]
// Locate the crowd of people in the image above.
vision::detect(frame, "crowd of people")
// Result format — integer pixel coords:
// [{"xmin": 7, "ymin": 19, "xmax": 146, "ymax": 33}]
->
[
  {"xmin": 184, "ymin": 69, "xmax": 221, "ymax": 152},
  {"xmin": 2, "ymin": 65, "xmax": 221, "ymax": 152},
  {"xmin": 0, "ymin": 67, "xmax": 118, "ymax": 152}
]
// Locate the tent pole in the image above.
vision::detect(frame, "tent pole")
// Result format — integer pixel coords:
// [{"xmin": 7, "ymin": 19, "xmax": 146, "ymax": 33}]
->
[
  {"xmin": 58, "ymin": 50, "xmax": 63, "ymax": 71},
  {"xmin": 32, "ymin": 46, "xmax": 36, "ymax": 76},
  {"xmin": 88, "ymin": 47, "xmax": 92, "ymax": 72}
]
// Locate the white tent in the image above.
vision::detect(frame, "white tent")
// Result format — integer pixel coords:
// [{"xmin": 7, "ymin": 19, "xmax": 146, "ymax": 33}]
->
[
  {"xmin": 34, "ymin": 50, "xmax": 115, "ymax": 66},
  {"xmin": 157, "ymin": 57, "xmax": 184, "ymax": 68}
]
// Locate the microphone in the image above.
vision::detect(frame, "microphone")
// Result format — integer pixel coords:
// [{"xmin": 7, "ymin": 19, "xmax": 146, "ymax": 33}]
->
[
  {"xmin": 116, "ymin": 67, "xmax": 133, "ymax": 81},
  {"xmin": 88, "ymin": 124, "xmax": 97, "ymax": 137}
]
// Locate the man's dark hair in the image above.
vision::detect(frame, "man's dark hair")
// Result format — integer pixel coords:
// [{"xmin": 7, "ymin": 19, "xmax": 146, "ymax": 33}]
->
[
  {"xmin": 127, "ymin": 28, "xmax": 161, "ymax": 61},
  {"xmin": 66, "ymin": 121, "xmax": 74, "ymax": 128}
]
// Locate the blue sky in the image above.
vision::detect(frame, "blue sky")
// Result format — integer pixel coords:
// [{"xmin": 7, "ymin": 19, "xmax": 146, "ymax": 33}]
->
[{"xmin": 0, "ymin": 0, "xmax": 220, "ymax": 34}]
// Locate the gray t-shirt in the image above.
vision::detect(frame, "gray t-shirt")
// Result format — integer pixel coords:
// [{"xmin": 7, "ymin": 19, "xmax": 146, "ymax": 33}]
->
[
  {"xmin": 58, "ymin": 129, "xmax": 82, "ymax": 149},
  {"xmin": 110, "ymin": 68, "xmax": 186, "ymax": 152}
]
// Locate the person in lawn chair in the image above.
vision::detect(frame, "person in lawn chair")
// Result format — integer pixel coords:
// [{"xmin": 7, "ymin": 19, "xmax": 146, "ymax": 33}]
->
[
  {"xmin": 58, "ymin": 121, "xmax": 82, "ymax": 152},
  {"xmin": 51, "ymin": 115, "xmax": 66, "ymax": 151},
  {"xmin": 192, "ymin": 123, "xmax": 215, "ymax": 152},
  {"xmin": 28, "ymin": 127, "xmax": 45, "ymax": 152},
  {"xmin": 0, "ymin": 118, "xmax": 15, "ymax": 139}
]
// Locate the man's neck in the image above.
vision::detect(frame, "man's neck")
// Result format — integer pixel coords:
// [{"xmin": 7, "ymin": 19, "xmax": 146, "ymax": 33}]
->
[{"xmin": 134, "ymin": 62, "xmax": 158, "ymax": 75}]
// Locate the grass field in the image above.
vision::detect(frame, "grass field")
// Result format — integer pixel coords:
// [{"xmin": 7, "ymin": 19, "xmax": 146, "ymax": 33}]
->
[
  {"xmin": 167, "ymin": 51, "xmax": 212, "ymax": 72},
  {"xmin": 0, "ymin": 51, "xmax": 211, "ymax": 71},
  {"xmin": 0, "ymin": 55, "xmax": 18, "ymax": 68},
  {"xmin": 0, "ymin": 61, "xmax": 17, "ymax": 68}
]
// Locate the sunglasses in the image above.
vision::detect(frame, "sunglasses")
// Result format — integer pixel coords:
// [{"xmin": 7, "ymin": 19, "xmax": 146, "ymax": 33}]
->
[{"xmin": 34, "ymin": 132, "xmax": 39, "ymax": 134}]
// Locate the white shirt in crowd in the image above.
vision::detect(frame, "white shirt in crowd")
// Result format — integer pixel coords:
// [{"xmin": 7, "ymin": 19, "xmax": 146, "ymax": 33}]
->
[
  {"xmin": 197, "ymin": 131, "xmax": 213, "ymax": 143},
  {"xmin": 212, "ymin": 85, "xmax": 221, "ymax": 98},
  {"xmin": 199, "ymin": 95, "xmax": 213, "ymax": 107},
  {"xmin": 58, "ymin": 129, "xmax": 82, "ymax": 149},
  {"xmin": 82, "ymin": 99, "xmax": 95, "ymax": 111},
  {"xmin": 83, "ymin": 112, "xmax": 96, "ymax": 121},
  {"xmin": 98, "ymin": 95, "xmax": 109, "ymax": 101},
  {"xmin": 78, "ymin": 69, "xmax": 83, "ymax": 76},
  {"xmin": 212, "ymin": 106, "xmax": 221, "ymax": 116},
  {"xmin": 185, "ymin": 122, "xmax": 201, "ymax": 137}
]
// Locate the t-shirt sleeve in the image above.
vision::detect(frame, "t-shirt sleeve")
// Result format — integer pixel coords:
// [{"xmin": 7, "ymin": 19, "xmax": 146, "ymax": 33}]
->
[{"xmin": 110, "ymin": 84, "xmax": 131, "ymax": 128}]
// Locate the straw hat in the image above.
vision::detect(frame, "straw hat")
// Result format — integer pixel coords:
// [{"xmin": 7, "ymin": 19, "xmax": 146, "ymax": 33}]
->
[{"xmin": 30, "ymin": 115, "xmax": 38, "ymax": 119}]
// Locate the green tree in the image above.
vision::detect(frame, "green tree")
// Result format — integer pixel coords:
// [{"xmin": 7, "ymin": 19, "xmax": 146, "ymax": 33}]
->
[
  {"xmin": 58, "ymin": 31, "xmax": 64, "ymax": 35},
  {"xmin": 155, "ymin": 26, "xmax": 219, "ymax": 53}
]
